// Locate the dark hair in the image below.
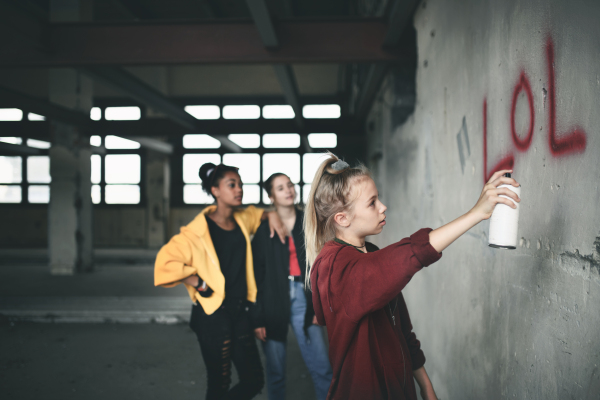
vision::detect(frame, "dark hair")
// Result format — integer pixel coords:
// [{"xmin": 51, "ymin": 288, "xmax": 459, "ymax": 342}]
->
[
  {"xmin": 263, "ymin": 173, "xmax": 289, "ymax": 197},
  {"xmin": 199, "ymin": 163, "xmax": 239, "ymax": 198}
]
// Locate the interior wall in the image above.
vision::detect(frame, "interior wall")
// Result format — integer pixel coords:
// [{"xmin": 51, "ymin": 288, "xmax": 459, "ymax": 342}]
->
[{"xmin": 366, "ymin": 0, "xmax": 600, "ymax": 398}]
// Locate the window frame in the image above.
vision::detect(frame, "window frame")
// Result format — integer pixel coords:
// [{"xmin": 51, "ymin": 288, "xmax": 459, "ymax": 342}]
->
[{"xmin": 0, "ymin": 139, "xmax": 51, "ymax": 207}]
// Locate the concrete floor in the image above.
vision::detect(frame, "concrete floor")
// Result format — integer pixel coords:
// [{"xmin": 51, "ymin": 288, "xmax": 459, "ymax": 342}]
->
[
  {"xmin": 0, "ymin": 263, "xmax": 324, "ymax": 399},
  {"xmin": 0, "ymin": 320, "xmax": 319, "ymax": 400}
]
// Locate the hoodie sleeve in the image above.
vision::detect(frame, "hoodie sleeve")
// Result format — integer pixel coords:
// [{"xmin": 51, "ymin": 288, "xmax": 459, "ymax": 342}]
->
[
  {"xmin": 238, "ymin": 205, "xmax": 265, "ymax": 236},
  {"xmin": 397, "ymin": 293, "xmax": 426, "ymax": 370},
  {"xmin": 154, "ymin": 230, "xmax": 197, "ymax": 288},
  {"xmin": 332, "ymin": 228, "xmax": 441, "ymax": 322},
  {"xmin": 249, "ymin": 222, "xmax": 268, "ymax": 328}
]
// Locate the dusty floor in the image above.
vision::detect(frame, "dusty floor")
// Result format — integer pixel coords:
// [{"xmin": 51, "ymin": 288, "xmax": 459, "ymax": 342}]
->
[{"xmin": 0, "ymin": 320, "xmax": 320, "ymax": 400}]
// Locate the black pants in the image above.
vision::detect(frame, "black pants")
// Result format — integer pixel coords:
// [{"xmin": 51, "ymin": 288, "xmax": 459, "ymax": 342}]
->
[{"xmin": 190, "ymin": 299, "xmax": 264, "ymax": 400}]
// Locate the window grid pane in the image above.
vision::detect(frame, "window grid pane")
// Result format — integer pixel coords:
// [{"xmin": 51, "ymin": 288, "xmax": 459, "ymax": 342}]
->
[
  {"xmin": 28, "ymin": 185, "xmax": 50, "ymax": 203},
  {"xmin": 27, "ymin": 156, "xmax": 51, "ymax": 184},
  {"xmin": 303, "ymin": 153, "xmax": 331, "ymax": 184},
  {"xmin": 105, "ymin": 185, "xmax": 140, "ymax": 204},
  {"xmin": 105, "ymin": 155, "xmax": 141, "ymax": 184},
  {"xmin": 263, "ymin": 134, "xmax": 301, "ymax": 149},
  {"xmin": 223, "ymin": 154, "xmax": 260, "ymax": 184},
  {"xmin": 0, "ymin": 156, "xmax": 22, "ymax": 184},
  {"xmin": 0, "ymin": 185, "xmax": 22, "ymax": 203},
  {"xmin": 263, "ymin": 154, "xmax": 300, "ymax": 184},
  {"xmin": 184, "ymin": 184, "xmax": 214, "ymax": 204}
]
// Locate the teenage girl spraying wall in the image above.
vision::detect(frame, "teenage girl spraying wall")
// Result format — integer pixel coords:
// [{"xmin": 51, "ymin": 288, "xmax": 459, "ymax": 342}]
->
[
  {"xmin": 155, "ymin": 163, "xmax": 288, "ymax": 400},
  {"xmin": 250, "ymin": 173, "xmax": 333, "ymax": 400},
  {"xmin": 305, "ymin": 154, "xmax": 520, "ymax": 400}
]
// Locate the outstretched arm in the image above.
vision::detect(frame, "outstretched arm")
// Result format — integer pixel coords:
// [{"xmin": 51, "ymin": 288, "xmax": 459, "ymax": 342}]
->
[
  {"xmin": 413, "ymin": 366, "xmax": 438, "ymax": 400},
  {"xmin": 428, "ymin": 169, "xmax": 520, "ymax": 253}
]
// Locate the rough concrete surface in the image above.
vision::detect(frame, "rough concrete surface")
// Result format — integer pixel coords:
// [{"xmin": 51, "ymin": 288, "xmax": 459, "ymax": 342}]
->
[{"xmin": 367, "ymin": 0, "xmax": 600, "ymax": 399}]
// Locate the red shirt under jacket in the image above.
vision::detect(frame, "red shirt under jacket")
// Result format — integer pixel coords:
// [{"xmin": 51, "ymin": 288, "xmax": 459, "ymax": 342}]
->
[{"xmin": 310, "ymin": 228, "xmax": 442, "ymax": 400}]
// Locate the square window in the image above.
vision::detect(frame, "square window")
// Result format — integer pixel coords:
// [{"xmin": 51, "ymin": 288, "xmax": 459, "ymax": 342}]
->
[
  {"xmin": 0, "ymin": 156, "xmax": 22, "ymax": 184},
  {"xmin": 302, "ymin": 104, "xmax": 341, "ymax": 119},
  {"xmin": 183, "ymin": 154, "xmax": 220, "ymax": 184},
  {"xmin": 183, "ymin": 134, "xmax": 221, "ymax": 149},
  {"xmin": 263, "ymin": 134, "xmax": 301, "ymax": 148},
  {"xmin": 185, "ymin": 105, "xmax": 220, "ymax": 120},
  {"xmin": 303, "ymin": 153, "xmax": 331, "ymax": 183},
  {"xmin": 263, "ymin": 154, "xmax": 300, "ymax": 184},
  {"xmin": 308, "ymin": 133, "xmax": 337, "ymax": 148},
  {"xmin": 223, "ymin": 154, "xmax": 260, "ymax": 184},
  {"xmin": 104, "ymin": 106, "xmax": 141, "ymax": 121},
  {"xmin": 184, "ymin": 184, "xmax": 214, "ymax": 204},
  {"xmin": 91, "ymin": 185, "xmax": 101, "ymax": 204},
  {"xmin": 228, "ymin": 134, "xmax": 260, "ymax": 149},
  {"xmin": 0, "ymin": 185, "xmax": 21, "ymax": 203},
  {"xmin": 263, "ymin": 105, "xmax": 295, "ymax": 119},
  {"xmin": 242, "ymin": 184, "xmax": 261, "ymax": 204},
  {"xmin": 105, "ymin": 155, "xmax": 141, "ymax": 184},
  {"xmin": 28, "ymin": 185, "xmax": 50, "ymax": 203},
  {"xmin": 223, "ymin": 105, "xmax": 260, "ymax": 119},
  {"xmin": 105, "ymin": 185, "xmax": 140, "ymax": 204},
  {"xmin": 27, "ymin": 156, "xmax": 51, "ymax": 183}
]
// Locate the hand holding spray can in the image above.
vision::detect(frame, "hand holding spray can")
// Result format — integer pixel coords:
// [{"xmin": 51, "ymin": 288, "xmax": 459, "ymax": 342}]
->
[{"xmin": 488, "ymin": 173, "xmax": 521, "ymax": 249}]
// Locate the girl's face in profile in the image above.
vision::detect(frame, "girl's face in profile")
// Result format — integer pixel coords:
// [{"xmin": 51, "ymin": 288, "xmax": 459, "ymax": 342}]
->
[
  {"xmin": 342, "ymin": 177, "xmax": 388, "ymax": 238},
  {"xmin": 212, "ymin": 171, "xmax": 243, "ymax": 207},
  {"xmin": 270, "ymin": 175, "xmax": 296, "ymax": 207}
]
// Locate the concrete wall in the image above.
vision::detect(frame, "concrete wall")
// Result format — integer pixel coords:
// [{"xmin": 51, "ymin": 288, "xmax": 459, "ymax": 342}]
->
[{"xmin": 367, "ymin": 0, "xmax": 600, "ymax": 398}]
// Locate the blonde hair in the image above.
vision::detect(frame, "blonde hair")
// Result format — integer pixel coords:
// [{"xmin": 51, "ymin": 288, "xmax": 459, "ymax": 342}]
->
[{"xmin": 304, "ymin": 152, "xmax": 370, "ymax": 286}]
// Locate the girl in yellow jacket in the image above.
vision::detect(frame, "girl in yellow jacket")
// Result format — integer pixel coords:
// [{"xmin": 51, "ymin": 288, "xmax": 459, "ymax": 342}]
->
[{"xmin": 155, "ymin": 162, "xmax": 287, "ymax": 400}]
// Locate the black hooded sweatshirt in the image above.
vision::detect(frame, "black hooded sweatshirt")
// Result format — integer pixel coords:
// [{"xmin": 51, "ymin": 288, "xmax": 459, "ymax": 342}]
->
[{"xmin": 250, "ymin": 209, "xmax": 315, "ymax": 342}]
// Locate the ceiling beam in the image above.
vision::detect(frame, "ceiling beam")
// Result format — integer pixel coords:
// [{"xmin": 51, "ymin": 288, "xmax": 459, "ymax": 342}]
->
[
  {"xmin": 81, "ymin": 66, "xmax": 196, "ymax": 130},
  {"xmin": 80, "ymin": 67, "xmax": 243, "ymax": 152},
  {"xmin": 0, "ymin": 86, "xmax": 90, "ymax": 128},
  {"xmin": 0, "ymin": 141, "xmax": 42, "ymax": 156},
  {"xmin": 122, "ymin": 136, "xmax": 173, "ymax": 154},
  {"xmin": 272, "ymin": 64, "xmax": 310, "ymax": 152},
  {"xmin": 245, "ymin": 0, "xmax": 279, "ymax": 48},
  {"xmin": 2, "ymin": 19, "xmax": 407, "ymax": 67},
  {"xmin": 245, "ymin": 0, "xmax": 310, "ymax": 152}
]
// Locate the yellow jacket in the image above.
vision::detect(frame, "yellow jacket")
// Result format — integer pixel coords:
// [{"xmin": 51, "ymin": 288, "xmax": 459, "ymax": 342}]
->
[{"xmin": 154, "ymin": 205, "xmax": 264, "ymax": 314}]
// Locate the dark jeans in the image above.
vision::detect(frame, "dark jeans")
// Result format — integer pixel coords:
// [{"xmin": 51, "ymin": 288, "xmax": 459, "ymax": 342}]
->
[{"xmin": 190, "ymin": 299, "xmax": 264, "ymax": 400}]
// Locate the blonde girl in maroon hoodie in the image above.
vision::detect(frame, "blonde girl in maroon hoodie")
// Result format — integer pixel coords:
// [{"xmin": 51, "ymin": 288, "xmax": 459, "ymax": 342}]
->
[{"xmin": 304, "ymin": 154, "xmax": 520, "ymax": 400}]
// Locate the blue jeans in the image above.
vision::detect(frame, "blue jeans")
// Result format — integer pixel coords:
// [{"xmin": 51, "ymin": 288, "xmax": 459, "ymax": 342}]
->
[{"xmin": 261, "ymin": 280, "xmax": 332, "ymax": 400}]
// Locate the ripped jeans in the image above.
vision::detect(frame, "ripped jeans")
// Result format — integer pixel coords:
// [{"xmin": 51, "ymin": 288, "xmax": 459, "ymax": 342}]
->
[{"xmin": 190, "ymin": 299, "xmax": 264, "ymax": 400}]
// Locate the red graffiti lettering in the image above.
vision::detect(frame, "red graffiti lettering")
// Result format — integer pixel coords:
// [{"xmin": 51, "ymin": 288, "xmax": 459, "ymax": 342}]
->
[
  {"xmin": 510, "ymin": 72, "xmax": 535, "ymax": 151},
  {"xmin": 483, "ymin": 99, "xmax": 515, "ymax": 182},
  {"xmin": 483, "ymin": 37, "xmax": 587, "ymax": 183},
  {"xmin": 546, "ymin": 38, "xmax": 587, "ymax": 156}
]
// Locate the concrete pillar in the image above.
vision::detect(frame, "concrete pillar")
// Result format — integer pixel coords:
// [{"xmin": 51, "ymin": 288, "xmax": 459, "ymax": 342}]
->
[
  {"xmin": 48, "ymin": 0, "xmax": 93, "ymax": 275},
  {"xmin": 146, "ymin": 151, "xmax": 170, "ymax": 248}
]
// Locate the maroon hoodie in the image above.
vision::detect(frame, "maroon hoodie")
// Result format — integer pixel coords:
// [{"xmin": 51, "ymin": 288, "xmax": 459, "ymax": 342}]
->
[{"xmin": 311, "ymin": 228, "xmax": 442, "ymax": 400}]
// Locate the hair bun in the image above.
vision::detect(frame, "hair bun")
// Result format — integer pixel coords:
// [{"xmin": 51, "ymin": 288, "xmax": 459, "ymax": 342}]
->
[{"xmin": 199, "ymin": 162, "xmax": 217, "ymax": 182}]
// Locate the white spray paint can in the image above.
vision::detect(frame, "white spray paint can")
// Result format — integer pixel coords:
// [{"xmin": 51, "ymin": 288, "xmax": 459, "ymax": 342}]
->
[{"xmin": 488, "ymin": 173, "xmax": 521, "ymax": 249}]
